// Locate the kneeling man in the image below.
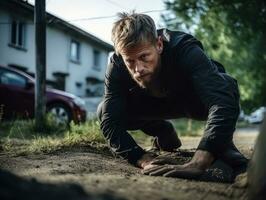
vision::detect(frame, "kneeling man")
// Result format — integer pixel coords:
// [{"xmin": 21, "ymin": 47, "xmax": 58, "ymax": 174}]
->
[{"xmin": 97, "ymin": 12, "xmax": 248, "ymax": 179}]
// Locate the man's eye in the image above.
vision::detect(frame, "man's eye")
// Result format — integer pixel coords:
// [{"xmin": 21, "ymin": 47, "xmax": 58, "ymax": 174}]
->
[{"xmin": 141, "ymin": 54, "xmax": 148, "ymax": 60}]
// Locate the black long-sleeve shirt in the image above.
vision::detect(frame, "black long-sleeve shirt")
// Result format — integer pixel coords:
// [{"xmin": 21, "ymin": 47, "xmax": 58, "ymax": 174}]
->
[{"xmin": 100, "ymin": 29, "xmax": 240, "ymax": 164}]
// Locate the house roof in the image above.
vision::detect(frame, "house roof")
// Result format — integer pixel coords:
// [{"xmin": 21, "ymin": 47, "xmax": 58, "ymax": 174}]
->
[{"xmin": 0, "ymin": 0, "xmax": 113, "ymax": 52}]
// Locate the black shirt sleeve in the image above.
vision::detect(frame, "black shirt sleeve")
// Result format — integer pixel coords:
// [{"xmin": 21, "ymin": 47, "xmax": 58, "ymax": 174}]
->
[
  {"xmin": 179, "ymin": 45, "xmax": 240, "ymax": 155},
  {"xmin": 99, "ymin": 54, "xmax": 145, "ymax": 165}
]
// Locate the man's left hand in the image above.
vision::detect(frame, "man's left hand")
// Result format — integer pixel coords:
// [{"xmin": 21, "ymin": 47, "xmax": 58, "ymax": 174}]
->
[
  {"xmin": 142, "ymin": 150, "xmax": 215, "ymax": 179},
  {"xmin": 142, "ymin": 164, "xmax": 204, "ymax": 179}
]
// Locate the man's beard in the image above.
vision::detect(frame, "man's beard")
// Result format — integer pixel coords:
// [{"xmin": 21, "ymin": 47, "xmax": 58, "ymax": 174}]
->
[
  {"xmin": 131, "ymin": 64, "xmax": 161, "ymax": 90},
  {"xmin": 134, "ymin": 76, "xmax": 151, "ymax": 89}
]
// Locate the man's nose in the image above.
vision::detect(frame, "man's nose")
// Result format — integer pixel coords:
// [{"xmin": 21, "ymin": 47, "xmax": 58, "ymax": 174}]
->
[{"xmin": 135, "ymin": 61, "xmax": 144, "ymax": 73}]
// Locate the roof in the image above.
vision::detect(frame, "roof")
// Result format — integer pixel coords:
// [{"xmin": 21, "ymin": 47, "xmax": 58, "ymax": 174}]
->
[{"xmin": 0, "ymin": 0, "xmax": 113, "ymax": 51}]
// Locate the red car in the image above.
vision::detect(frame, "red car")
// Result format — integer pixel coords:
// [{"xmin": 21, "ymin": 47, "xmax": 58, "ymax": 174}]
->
[{"xmin": 0, "ymin": 65, "xmax": 86, "ymax": 124}]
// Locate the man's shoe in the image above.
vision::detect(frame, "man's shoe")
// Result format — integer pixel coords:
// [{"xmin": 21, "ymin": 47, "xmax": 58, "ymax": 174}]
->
[{"xmin": 152, "ymin": 135, "xmax": 182, "ymax": 152}]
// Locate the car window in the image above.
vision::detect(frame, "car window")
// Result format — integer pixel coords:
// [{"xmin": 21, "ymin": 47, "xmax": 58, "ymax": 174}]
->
[{"xmin": 0, "ymin": 70, "xmax": 26, "ymax": 87}]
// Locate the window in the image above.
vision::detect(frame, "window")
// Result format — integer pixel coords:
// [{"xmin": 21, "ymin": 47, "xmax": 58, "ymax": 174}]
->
[
  {"xmin": 93, "ymin": 50, "xmax": 101, "ymax": 71},
  {"xmin": 76, "ymin": 82, "xmax": 82, "ymax": 88},
  {"xmin": 10, "ymin": 20, "xmax": 26, "ymax": 48},
  {"xmin": 0, "ymin": 70, "xmax": 26, "ymax": 88},
  {"xmin": 70, "ymin": 40, "xmax": 80, "ymax": 63}
]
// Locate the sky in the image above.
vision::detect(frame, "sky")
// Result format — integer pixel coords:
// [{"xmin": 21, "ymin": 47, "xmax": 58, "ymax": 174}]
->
[{"xmin": 29, "ymin": 0, "xmax": 168, "ymax": 44}]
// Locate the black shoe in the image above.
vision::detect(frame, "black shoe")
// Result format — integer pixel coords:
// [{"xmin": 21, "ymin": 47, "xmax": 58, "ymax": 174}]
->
[{"xmin": 152, "ymin": 136, "xmax": 182, "ymax": 152}]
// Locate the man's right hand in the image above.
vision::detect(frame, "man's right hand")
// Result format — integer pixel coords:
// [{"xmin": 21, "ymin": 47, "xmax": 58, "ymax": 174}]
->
[{"xmin": 136, "ymin": 152, "xmax": 158, "ymax": 169}]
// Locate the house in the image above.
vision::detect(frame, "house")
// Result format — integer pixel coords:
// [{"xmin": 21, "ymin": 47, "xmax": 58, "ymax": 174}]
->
[{"xmin": 0, "ymin": 0, "xmax": 113, "ymax": 97}]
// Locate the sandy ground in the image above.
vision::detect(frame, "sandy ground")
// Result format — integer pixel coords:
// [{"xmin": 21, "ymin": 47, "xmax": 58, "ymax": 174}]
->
[{"xmin": 0, "ymin": 127, "xmax": 259, "ymax": 200}]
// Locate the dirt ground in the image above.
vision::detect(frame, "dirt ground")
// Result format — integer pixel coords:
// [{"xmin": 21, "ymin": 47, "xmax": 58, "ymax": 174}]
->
[{"xmin": 0, "ymin": 127, "xmax": 259, "ymax": 200}]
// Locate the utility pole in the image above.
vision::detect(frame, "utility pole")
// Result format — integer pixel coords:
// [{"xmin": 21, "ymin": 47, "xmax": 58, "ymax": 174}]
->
[{"xmin": 34, "ymin": 0, "xmax": 46, "ymax": 130}]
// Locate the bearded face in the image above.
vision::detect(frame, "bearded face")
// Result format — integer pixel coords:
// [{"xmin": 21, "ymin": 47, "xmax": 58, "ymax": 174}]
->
[{"xmin": 120, "ymin": 37, "xmax": 163, "ymax": 89}]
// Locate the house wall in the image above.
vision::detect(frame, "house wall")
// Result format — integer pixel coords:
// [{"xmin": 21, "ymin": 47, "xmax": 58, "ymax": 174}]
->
[
  {"xmin": 0, "ymin": 7, "xmax": 110, "ymax": 97},
  {"xmin": 46, "ymin": 27, "xmax": 69, "ymax": 79}
]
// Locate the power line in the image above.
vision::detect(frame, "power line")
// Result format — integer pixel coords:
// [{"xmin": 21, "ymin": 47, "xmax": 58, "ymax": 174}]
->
[
  {"xmin": 65, "ymin": 9, "xmax": 167, "ymax": 22},
  {"xmin": 0, "ymin": 9, "xmax": 168, "ymax": 24},
  {"xmin": 104, "ymin": 0, "xmax": 127, "ymax": 10},
  {"xmin": 142, "ymin": 9, "xmax": 167, "ymax": 14},
  {"xmin": 67, "ymin": 15, "xmax": 116, "ymax": 22}
]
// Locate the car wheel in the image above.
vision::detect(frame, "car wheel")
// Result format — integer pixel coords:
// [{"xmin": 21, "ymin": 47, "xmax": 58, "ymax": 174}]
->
[{"xmin": 47, "ymin": 103, "xmax": 72, "ymax": 124}]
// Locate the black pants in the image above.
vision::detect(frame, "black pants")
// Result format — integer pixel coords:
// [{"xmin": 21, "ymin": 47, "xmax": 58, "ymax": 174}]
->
[{"xmin": 121, "ymin": 91, "xmax": 208, "ymax": 150}]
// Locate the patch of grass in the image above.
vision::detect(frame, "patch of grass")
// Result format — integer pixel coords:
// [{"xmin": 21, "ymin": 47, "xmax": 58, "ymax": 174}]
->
[
  {"xmin": 0, "ymin": 117, "xmax": 105, "ymax": 155},
  {"xmin": 0, "ymin": 117, "xmax": 206, "ymax": 155},
  {"xmin": 130, "ymin": 130, "xmax": 153, "ymax": 148},
  {"xmin": 129, "ymin": 119, "xmax": 205, "ymax": 149},
  {"xmin": 171, "ymin": 119, "xmax": 205, "ymax": 137},
  {"xmin": 0, "ymin": 116, "xmax": 67, "ymax": 139},
  {"xmin": 236, "ymin": 120, "xmax": 254, "ymax": 128}
]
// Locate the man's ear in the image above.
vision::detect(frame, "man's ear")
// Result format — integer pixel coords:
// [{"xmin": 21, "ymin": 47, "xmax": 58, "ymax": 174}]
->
[{"xmin": 156, "ymin": 36, "xmax": 163, "ymax": 54}]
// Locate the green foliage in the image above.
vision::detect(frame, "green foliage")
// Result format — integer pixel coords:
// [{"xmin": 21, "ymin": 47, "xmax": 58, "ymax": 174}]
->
[{"xmin": 162, "ymin": 0, "xmax": 266, "ymax": 112}]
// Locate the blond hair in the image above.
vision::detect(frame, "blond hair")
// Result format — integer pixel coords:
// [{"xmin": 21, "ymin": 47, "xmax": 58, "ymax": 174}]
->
[{"xmin": 111, "ymin": 12, "xmax": 158, "ymax": 54}]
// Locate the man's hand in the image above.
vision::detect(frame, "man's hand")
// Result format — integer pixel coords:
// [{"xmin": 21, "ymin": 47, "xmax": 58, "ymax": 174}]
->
[
  {"xmin": 142, "ymin": 163, "xmax": 203, "ymax": 179},
  {"xmin": 142, "ymin": 150, "xmax": 214, "ymax": 179},
  {"xmin": 136, "ymin": 152, "xmax": 158, "ymax": 169}
]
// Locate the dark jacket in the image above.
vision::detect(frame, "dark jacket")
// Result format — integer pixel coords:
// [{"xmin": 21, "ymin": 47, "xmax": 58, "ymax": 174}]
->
[{"xmin": 100, "ymin": 29, "xmax": 240, "ymax": 165}]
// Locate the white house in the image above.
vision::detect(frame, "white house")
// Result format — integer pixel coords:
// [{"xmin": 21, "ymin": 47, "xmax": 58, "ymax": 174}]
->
[{"xmin": 0, "ymin": 0, "xmax": 113, "ymax": 97}]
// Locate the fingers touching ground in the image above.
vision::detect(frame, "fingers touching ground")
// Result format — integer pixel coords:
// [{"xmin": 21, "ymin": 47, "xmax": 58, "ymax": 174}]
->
[
  {"xmin": 142, "ymin": 164, "xmax": 204, "ymax": 179},
  {"xmin": 143, "ymin": 165, "xmax": 174, "ymax": 176}
]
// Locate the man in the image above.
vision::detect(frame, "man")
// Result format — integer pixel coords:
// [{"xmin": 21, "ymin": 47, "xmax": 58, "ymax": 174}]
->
[{"xmin": 97, "ymin": 12, "xmax": 248, "ymax": 179}]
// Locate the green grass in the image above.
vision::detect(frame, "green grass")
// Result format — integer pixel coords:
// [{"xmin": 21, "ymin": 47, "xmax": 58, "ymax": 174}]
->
[
  {"xmin": 0, "ymin": 117, "xmax": 105, "ymax": 155},
  {"xmin": 0, "ymin": 117, "xmax": 205, "ymax": 155},
  {"xmin": 236, "ymin": 120, "xmax": 256, "ymax": 128},
  {"xmin": 129, "ymin": 119, "xmax": 205, "ymax": 148},
  {"xmin": 171, "ymin": 119, "xmax": 205, "ymax": 137},
  {"xmin": 129, "ymin": 130, "xmax": 154, "ymax": 148},
  {"xmin": 1, "ymin": 116, "xmax": 247, "ymax": 155}
]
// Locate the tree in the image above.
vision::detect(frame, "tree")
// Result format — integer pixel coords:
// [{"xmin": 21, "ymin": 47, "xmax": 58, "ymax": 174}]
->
[{"xmin": 162, "ymin": 0, "xmax": 266, "ymax": 111}]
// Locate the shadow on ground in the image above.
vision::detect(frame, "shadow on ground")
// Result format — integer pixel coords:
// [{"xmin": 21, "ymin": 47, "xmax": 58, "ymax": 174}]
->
[{"xmin": 0, "ymin": 169, "xmax": 124, "ymax": 200}]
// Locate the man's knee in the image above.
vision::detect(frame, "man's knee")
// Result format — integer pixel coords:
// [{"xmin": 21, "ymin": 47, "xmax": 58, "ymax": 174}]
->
[{"xmin": 97, "ymin": 101, "xmax": 104, "ymax": 122}]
